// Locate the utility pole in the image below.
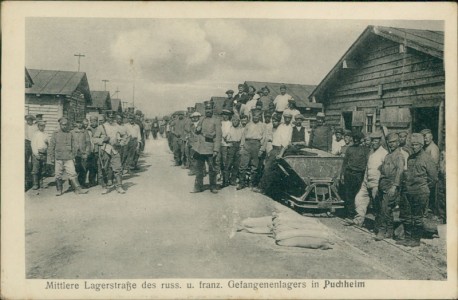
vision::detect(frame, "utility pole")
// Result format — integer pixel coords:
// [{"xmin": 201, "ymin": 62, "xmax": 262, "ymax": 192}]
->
[
  {"xmin": 102, "ymin": 79, "xmax": 109, "ymax": 91},
  {"xmin": 113, "ymin": 87, "xmax": 120, "ymax": 99},
  {"xmin": 74, "ymin": 53, "xmax": 85, "ymax": 72}
]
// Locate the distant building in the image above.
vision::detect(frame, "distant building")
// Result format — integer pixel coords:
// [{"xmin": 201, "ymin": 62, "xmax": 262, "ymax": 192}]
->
[
  {"xmin": 309, "ymin": 26, "xmax": 444, "ymax": 148},
  {"xmin": 195, "ymin": 102, "xmax": 205, "ymax": 116},
  {"xmin": 210, "ymin": 96, "xmax": 226, "ymax": 116},
  {"xmin": 25, "ymin": 69, "xmax": 92, "ymax": 134},
  {"xmin": 87, "ymin": 91, "xmax": 112, "ymax": 118},
  {"xmin": 111, "ymin": 98, "xmax": 123, "ymax": 113},
  {"xmin": 25, "ymin": 68, "xmax": 34, "ymax": 88}
]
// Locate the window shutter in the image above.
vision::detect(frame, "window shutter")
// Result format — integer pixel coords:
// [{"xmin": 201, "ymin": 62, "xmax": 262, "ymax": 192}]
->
[{"xmin": 380, "ymin": 107, "xmax": 411, "ymax": 128}]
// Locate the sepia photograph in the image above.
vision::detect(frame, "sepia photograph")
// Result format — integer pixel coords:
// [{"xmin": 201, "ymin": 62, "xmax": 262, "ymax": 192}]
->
[{"xmin": 2, "ymin": 2, "xmax": 457, "ymax": 299}]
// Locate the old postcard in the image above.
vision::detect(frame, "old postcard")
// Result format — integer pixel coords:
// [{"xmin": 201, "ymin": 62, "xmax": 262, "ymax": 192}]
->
[{"xmin": 2, "ymin": 1, "xmax": 457, "ymax": 299}]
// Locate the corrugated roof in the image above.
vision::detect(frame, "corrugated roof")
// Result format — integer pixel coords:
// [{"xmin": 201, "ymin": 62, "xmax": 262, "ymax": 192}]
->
[
  {"xmin": 310, "ymin": 25, "xmax": 444, "ymax": 100},
  {"xmin": 25, "ymin": 68, "xmax": 34, "ymax": 87},
  {"xmin": 26, "ymin": 69, "xmax": 90, "ymax": 96},
  {"xmin": 244, "ymin": 81, "xmax": 321, "ymax": 109},
  {"xmin": 89, "ymin": 91, "xmax": 111, "ymax": 109},
  {"xmin": 210, "ymin": 96, "xmax": 226, "ymax": 115}
]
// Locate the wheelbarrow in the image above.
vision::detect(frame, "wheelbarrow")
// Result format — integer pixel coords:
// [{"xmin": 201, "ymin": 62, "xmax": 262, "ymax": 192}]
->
[{"xmin": 275, "ymin": 148, "xmax": 344, "ymax": 211}]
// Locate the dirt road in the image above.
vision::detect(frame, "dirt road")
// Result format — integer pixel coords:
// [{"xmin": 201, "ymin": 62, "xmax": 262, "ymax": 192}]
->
[{"xmin": 25, "ymin": 137, "xmax": 446, "ymax": 279}]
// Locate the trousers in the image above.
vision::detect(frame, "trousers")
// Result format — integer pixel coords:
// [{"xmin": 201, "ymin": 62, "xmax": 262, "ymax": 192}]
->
[
  {"xmin": 98, "ymin": 150, "xmax": 122, "ymax": 187},
  {"xmin": 374, "ymin": 189, "xmax": 398, "ymax": 233},
  {"xmin": 399, "ymin": 192, "xmax": 428, "ymax": 240},
  {"xmin": 55, "ymin": 159, "xmax": 77, "ymax": 180},
  {"xmin": 86, "ymin": 152, "xmax": 98, "ymax": 186},
  {"xmin": 195, "ymin": 153, "xmax": 216, "ymax": 189},
  {"xmin": 354, "ymin": 180, "xmax": 374, "ymax": 225},
  {"xmin": 173, "ymin": 137, "xmax": 184, "ymax": 165},
  {"xmin": 343, "ymin": 169, "xmax": 365, "ymax": 217},
  {"xmin": 74, "ymin": 156, "xmax": 87, "ymax": 185},
  {"xmin": 224, "ymin": 142, "xmax": 240, "ymax": 184},
  {"xmin": 239, "ymin": 140, "xmax": 261, "ymax": 184}
]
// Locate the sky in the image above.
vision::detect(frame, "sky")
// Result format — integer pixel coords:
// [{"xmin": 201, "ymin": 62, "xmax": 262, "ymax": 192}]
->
[{"xmin": 25, "ymin": 18, "xmax": 443, "ymax": 117}]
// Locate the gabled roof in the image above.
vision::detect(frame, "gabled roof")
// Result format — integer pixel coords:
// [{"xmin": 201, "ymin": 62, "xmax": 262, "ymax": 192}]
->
[
  {"xmin": 25, "ymin": 68, "xmax": 34, "ymax": 87},
  {"xmin": 89, "ymin": 91, "xmax": 111, "ymax": 109},
  {"xmin": 309, "ymin": 26, "xmax": 444, "ymax": 100},
  {"xmin": 110, "ymin": 98, "xmax": 123, "ymax": 112},
  {"xmin": 244, "ymin": 81, "xmax": 321, "ymax": 109},
  {"xmin": 210, "ymin": 96, "xmax": 226, "ymax": 114},
  {"xmin": 26, "ymin": 69, "xmax": 92, "ymax": 104}
]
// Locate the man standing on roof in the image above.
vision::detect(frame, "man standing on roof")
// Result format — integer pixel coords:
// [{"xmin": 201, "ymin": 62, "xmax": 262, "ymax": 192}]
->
[
  {"xmin": 258, "ymin": 86, "xmax": 274, "ymax": 118},
  {"xmin": 233, "ymin": 83, "xmax": 249, "ymax": 105},
  {"xmin": 192, "ymin": 101, "xmax": 222, "ymax": 194},
  {"xmin": 273, "ymin": 84, "xmax": 293, "ymax": 116},
  {"xmin": 308, "ymin": 112, "xmax": 333, "ymax": 152},
  {"xmin": 282, "ymin": 99, "xmax": 301, "ymax": 123},
  {"xmin": 223, "ymin": 90, "xmax": 235, "ymax": 111}
]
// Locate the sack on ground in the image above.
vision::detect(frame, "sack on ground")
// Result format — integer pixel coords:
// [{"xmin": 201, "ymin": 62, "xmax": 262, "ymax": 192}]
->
[
  {"xmin": 242, "ymin": 216, "xmax": 273, "ymax": 228},
  {"xmin": 275, "ymin": 228, "xmax": 330, "ymax": 241},
  {"xmin": 276, "ymin": 236, "xmax": 333, "ymax": 250}
]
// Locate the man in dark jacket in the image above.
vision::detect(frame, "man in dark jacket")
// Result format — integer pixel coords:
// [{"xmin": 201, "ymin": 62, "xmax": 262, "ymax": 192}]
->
[
  {"xmin": 397, "ymin": 133, "xmax": 438, "ymax": 247},
  {"xmin": 47, "ymin": 117, "xmax": 87, "ymax": 196},
  {"xmin": 71, "ymin": 119, "xmax": 91, "ymax": 187},
  {"xmin": 309, "ymin": 112, "xmax": 333, "ymax": 152},
  {"xmin": 340, "ymin": 131, "xmax": 370, "ymax": 218}
]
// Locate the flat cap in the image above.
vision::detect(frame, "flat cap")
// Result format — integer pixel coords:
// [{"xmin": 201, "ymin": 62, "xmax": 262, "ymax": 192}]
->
[
  {"xmin": 335, "ymin": 127, "xmax": 344, "ymax": 134},
  {"xmin": 240, "ymin": 114, "xmax": 249, "ymax": 120},
  {"xmin": 420, "ymin": 129, "xmax": 432, "ymax": 135},
  {"xmin": 226, "ymin": 90, "xmax": 234, "ymax": 95},
  {"xmin": 89, "ymin": 115, "xmax": 98, "ymax": 121},
  {"xmin": 344, "ymin": 130, "xmax": 352, "ymax": 137},
  {"xmin": 190, "ymin": 112, "xmax": 201, "ymax": 118},
  {"xmin": 58, "ymin": 117, "xmax": 68, "ymax": 124},
  {"xmin": 280, "ymin": 84, "xmax": 287, "ymax": 89},
  {"xmin": 36, "ymin": 120, "xmax": 47, "ymax": 125},
  {"xmin": 283, "ymin": 112, "xmax": 293, "ymax": 118},
  {"xmin": 272, "ymin": 114, "xmax": 282, "ymax": 122},
  {"xmin": 370, "ymin": 131, "xmax": 383, "ymax": 139},
  {"xmin": 316, "ymin": 112, "xmax": 325, "ymax": 118},
  {"xmin": 398, "ymin": 131, "xmax": 409, "ymax": 137},
  {"xmin": 25, "ymin": 114, "xmax": 36, "ymax": 121},
  {"xmin": 386, "ymin": 132, "xmax": 399, "ymax": 142},
  {"xmin": 352, "ymin": 131, "xmax": 365, "ymax": 141},
  {"xmin": 294, "ymin": 114, "xmax": 305, "ymax": 121},
  {"xmin": 36, "ymin": 114, "xmax": 44, "ymax": 120},
  {"xmin": 221, "ymin": 109, "xmax": 232, "ymax": 115},
  {"xmin": 261, "ymin": 86, "xmax": 270, "ymax": 93},
  {"xmin": 288, "ymin": 98, "xmax": 296, "ymax": 103},
  {"xmin": 411, "ymin": 133, "xmax": 425, "ymax": 145}
]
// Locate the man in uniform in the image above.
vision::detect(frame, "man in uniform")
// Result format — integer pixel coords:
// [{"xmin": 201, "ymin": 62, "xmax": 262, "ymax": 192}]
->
[
  {"xmin": 187, "ymin": 112, "xmax": 202, "ymax": 176},
  {"xmin": 25, "ymin": 114, "xmax": 37, "ymax": 189},
  {"xmin": 374, "ymin": 133, "xmax": 405, "ymax": 241},
  {"xmin": 220, "ymin": 109, "xmax": 233, "ymax": 187},
  {"xmin": 223, "ymin": 114, "xmax": 244, "ymax": 186},
  {"xmin": 397, "ymin": 133, "xmax": 438, "ymax": 247},
  {"xmin": 172, "ymin": 111, "xmax": 187, "ymax": 166},
  {"xmin": 125, "ymin": 114, "xmax": 142, "ymax": 172},
  {"xmin": 192, "ymin": 101, "xmax": 222, "ymax": 193},
  {"xmin": 223, "ymin": 89, "xmax": 235, "ymax": 111},
  {"xmin": 237, "ymin": 108, "xmax": 266, "ymax": 190},
  {"xmin": 31, "ymin": 120, "xmax": 49, "ymax": 190},
  {"xmin": 116, "ymin": 114, "xmax": 130, "ymax": 172},
  {"xmin": 420, "ymin": 128, "xmax": 440, "ymax": 215},
  {"xmin": 71, "ymin": 118, "xmax": 91, "ymax": 188},
  {"xmin": 347, "ymin": 131, "xmax": 387, "ymax": 227},
  {"xmin": 309, "ymin": 112, "xmax": 333, "ymax": 152},
  {"xmin": 47, "ymin": 117, "xmax": 87, "ymax": 196},
  {"xmin": 92, "ymin": 111, "xmax": 126, "ymax": 194},
  {"xmin": 86, "ymin": 115, "xmax": 100, "ymax": 187},
  {"xmin": 183, "ymin": 107, "xmax": 196, "ymax": 169},
  {"xmin": 340, "ymin": 131, "xmax": 370, "ymax": 218}
]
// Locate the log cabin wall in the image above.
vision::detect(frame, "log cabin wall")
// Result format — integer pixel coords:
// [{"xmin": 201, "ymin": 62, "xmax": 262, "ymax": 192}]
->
[{"xmin": 321, "ymin": 35, "xmax": 444, "ymax": 148}]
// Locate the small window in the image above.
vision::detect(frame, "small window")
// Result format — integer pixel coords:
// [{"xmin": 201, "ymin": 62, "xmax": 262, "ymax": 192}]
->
[{"xmin": 366, "ymin": 115, "xmax": 374, "ymax": 133}]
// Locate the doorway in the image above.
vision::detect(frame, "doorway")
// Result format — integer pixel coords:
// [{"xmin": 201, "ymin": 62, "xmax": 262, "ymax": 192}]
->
[{"xmin": 412, "ymin": 107, "xmax": 439, "ymax": 143}]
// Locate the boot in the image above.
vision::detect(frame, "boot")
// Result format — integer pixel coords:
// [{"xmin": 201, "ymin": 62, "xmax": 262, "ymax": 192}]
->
[
  {"xmin": 70, "ymin": 178, "xmax": 88, "ymax": 195},
  {"xmin": 55, "ymin": 179, "xmax": 63, "ymax": 196},
  {"xmin": 101, "ymin": 185, "xmax": 110, "ymax": 195},
  {"xmin": 210, "ymin": 173, "xmax": 218, "ymax": 194},
  {"xmin": 236, "ymin": 179, "xmax": 246, "ymax": 190},
  {"xmin": 409, "ymin": 226, "xmax": 422, "ymax": 247},
  {"xmin": 115, "ymin": 175, "xmax": 126, "ymax": 194},
  {"xmin": 396, "ymin": 223, "xmax": 412, "ymax": 246},
  {"xmin": 191, "ymin": 177, "xmax": 203, "ymax": 193},
  {"xmin": 374, "ymin": 229, "xmax": 385, "ymax": 241},
  {"xmin": 32, "ymin": 175, "xmax": 39, "ymax": 190}
]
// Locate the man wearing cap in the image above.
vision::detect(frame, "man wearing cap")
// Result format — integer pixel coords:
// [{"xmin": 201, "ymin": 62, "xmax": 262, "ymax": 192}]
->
[
  {"xmin": 241, "ymin": 91, "xmax": 259, "ymax": 117},
  {"xmin": 282, "ymin": 99, "xmax": 300, "ymax": 123},
  {"xmin": 290, "ymin": 114, "xmax": 309, "ymax": 146},
  {"xmin": 223, "ymin": 90, "xmax": 235, "ymax": 111},
  {"xmin": 348, "ymin": 131, "xmax": 388, "ymax": 227},
  {"xmin": 152, "ymin": 117, "xmax": 160, "ymax": 140},
  {"xmin": 263, "ymin": 113, "xmax": 274, "ymax": 154},
  {"xmin": 171, "ymin": 111, "xmax": 186, "ymax": 166},
  {"xmin": 125, "ymin": 114, "xmax": 142, "ymax": 172},
  {"xmin": 273, "ymin": 84, "xmax": 292, "ymax": 115},
  {"xmin": 134, "ymin": 110, "xmax": 145, "ymax": 154},
  {"xmin": 115, "ymin": 114, "xmax": 130, "ymax": 172},
  {"xmin": 31, "ymin": 120, "xmax": 49, "ymax": 189},
  {"xmin": 258, "ymin": 87, "xmax": 274, "ymax": 115},
  {"xmin": 25, "ymin": 115, "xmax": 38, "ymax": 187},
  {"xmin": 253, "ymin": 114, "xmax": 291, "ymax": 195},
  {"xmin": 192, "ymin": 101, "xmax": 222, "ymax": 193},
  {"xmin": 86, "ymin": 115, "xmax": 100, "ymax": 187},
  {"xmin": 374, "ymin": 133, "xmax": 405, "ymax": 241},
  {"xmin": 92, "ymin": 111, "xmax": 126, "ymax": 194},
  {"xmin": 332, "ymin": 127, "xmax": 346, "ymax": 155},
  {"xmin": 183, "ymin": 107, "xmax": 196, "ymax": 169},
  {"xmin": 420, "ymin": 128, "xmax": 440, "ymax": 216},
  {"xmin": 220, "ymin": 109, "xmax": 233, "ymax": 187},
  {"xmin": 237, "ymin": 108, "xmax": 266, "ymax": 190},
  {"xmin": 340, "ymin": 130, "xmax": 353, "ymax": 157},
  {"xmin": 223, "ymin": 114, "xmax": 244, "ymax": 186},
  {"xmin": 398, "ymin": 131, "xmax": 412, "ymax": 169},
  {"xmin": 71, "ymin": 118, "xmax": 91, "ymax": 188},
  {"xmin": 233, "ymin": 84, "xmax": 249, "ymax": 105},
  {"xmin": 187, "ymin": 112, "xmax": 202, "ymax": 176},
  {"xmin": 398, "ymin": 133, "xmax": 438, "ymax": 247},
  {"xmin": 47, "ymin": 117, "xmax": 87, "ymax": 195},
  {"xmin": 309, "ymin": 112, "xmax": 333, "ymax": 152},
  {"xmin": 340, "ymin": 131, "xmax": 370, "ymax": 218}
]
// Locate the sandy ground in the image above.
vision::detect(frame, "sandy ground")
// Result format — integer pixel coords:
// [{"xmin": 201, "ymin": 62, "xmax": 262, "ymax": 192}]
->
[{"xmin": 25, "ymin": 137, "xmax": 446, "ymax": 279}]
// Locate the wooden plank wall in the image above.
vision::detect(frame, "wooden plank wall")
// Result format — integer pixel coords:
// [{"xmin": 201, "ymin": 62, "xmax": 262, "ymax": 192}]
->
[
  {"xmin": 324, "ymin": 36, "xmax": 444, "ymax": 136},
  {"xmin": 25, "ymin": 95, "xmax": 61, "ymax": 134}
]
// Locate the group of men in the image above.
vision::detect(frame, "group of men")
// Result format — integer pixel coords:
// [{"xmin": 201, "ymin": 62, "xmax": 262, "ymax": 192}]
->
[
  {"xmin": 25, "ymin": 109, "xmax": 146, "ymax": 196},
  {"xmin": 166, "ymin": 82, "xmax": 445, "ymax": 248}
]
